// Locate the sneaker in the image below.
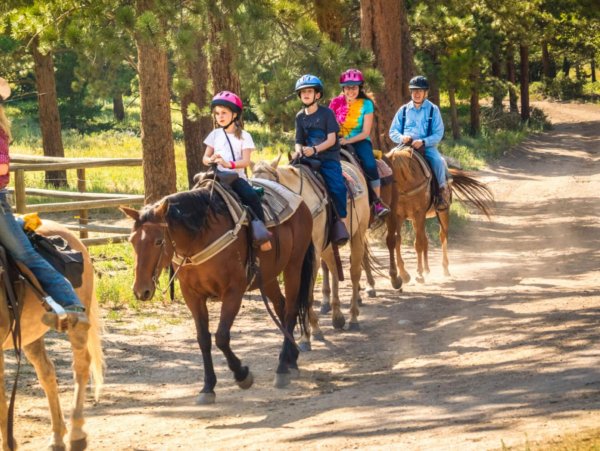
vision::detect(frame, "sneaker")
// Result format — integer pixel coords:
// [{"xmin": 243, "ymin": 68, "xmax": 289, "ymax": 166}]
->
[
  {"xmin": 373, "ymin": 201, "xmax": 390, "ymax": 218},
  {"xmin": 42, "ymin": 306, "xmax": 90, "ymax": 332}
]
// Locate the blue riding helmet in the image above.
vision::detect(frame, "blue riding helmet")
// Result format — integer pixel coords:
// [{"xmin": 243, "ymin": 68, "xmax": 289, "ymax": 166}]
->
[{"xmin": 295, "ymin": 74, "xmax": 324, "ymax": 96}]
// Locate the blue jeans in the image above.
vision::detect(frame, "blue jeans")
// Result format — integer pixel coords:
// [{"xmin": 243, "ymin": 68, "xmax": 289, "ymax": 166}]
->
[
  {"xmin": 424, "ymin": 147, "xmax": 448, "ymax": 188},
  {"xmin": 319, "ymin": 159, "xmax": 347, "ymax": 218},
  {"xmin": 352, "ymin": 140, "xmax": 380, "ymax": 189},
  {"xmin": 0, "ymin": 190, "xmax": 82, "ymax": 308}
]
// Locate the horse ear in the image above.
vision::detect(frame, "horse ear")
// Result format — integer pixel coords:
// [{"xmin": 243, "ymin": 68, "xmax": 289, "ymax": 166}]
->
[
  {"xmin": 120, "ymin": 206, "xmax": 140, "ymax": 221},
  {"xmin": 271, "ymin": 152, "xmax": 283, "ymax": 169},
  {"xmin": 155, "ymin": 199, "xmax": 169, "ymax": 220}
]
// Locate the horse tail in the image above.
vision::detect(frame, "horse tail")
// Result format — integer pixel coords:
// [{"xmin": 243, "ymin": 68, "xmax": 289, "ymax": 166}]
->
[
  {"xmin": 86, "ymin": 290, "xmax": 105, "ymax": 401},
  {"xmin": 362, "ymin": 236, "xmax": 387, "ymax": 279},
  {"xmin": 449, "ymin": 169, "xmax": 495, "ymax": 219},
  {"xmin": 297, "ymin": 241, "xmax": 315, "ymax": 335}
]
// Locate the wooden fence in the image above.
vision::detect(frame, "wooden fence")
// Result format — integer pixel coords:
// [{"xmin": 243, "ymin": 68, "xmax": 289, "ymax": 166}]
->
[{"xmin": 8, "ymin": 154, "xmax": 144, "ymax": 246}]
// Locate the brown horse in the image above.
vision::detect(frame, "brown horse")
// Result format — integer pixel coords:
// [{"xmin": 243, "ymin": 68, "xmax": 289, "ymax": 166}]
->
[
  {"xmin": 363, "ymin": 147, "xmax": 493, "ymax": 290},
  {"xmin": 0, "ymin": 221, "xmax": 104, "ymax": 451},
  {"xmin": 252, "ymin": 155, "xmax": 372, "ymax": 348},
  {"xmin": 121, "ymin": 183, "xmax": 315, "ymax": 404}
]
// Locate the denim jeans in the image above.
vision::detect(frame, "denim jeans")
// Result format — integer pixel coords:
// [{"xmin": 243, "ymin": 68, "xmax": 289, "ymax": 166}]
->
[
  {"xmin": 0, "ymin": 190, "xmax": 82, "ymax": 308},
  {"xmin": 319, "ymin": 159, "xmax": 347, "ymax": 218},
  {"xmin": 424, "ymin": 147, "xmax": 448, "ymax": 188},
  {"xmin": 351, "ymin": 140, "xmax": 381, "ymax": 189}
]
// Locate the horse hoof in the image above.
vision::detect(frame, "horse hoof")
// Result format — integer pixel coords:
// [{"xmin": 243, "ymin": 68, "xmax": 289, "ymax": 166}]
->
[
  {"xmin": 391, "ymin": 278, "xmax": 403, "ymax": 290},
  {"xmin": 357, "ymin": 296, "xmax": 363, "ymax": 306},
  {"xmin": 401, "ymin": 273, "xmax": 411, "ymax": 284},
  {"xmin": 416, "ymin": 275, "xmax": 425, "ymax": 284},
  {"xmin": 49, "ymin": 445, "xmax": 66, "ymax": 451},
  {"xmin": 444, "ymin": 270, "xmax": 451, "ymax": 277},
  {"xmin": 313, "ymin": 330, "xmax": 325, "ymax": 342},
  {"xmin": 237, "ymin": 370, "xmax": 254, "ymax": 390},
  {"xmin": 196, "ymin": 392, "xmax": 216, "ymax": 405},
  {"xmin": 366, "ymin": 288, "xmax": 377, "ymax": 298},
  {"xmin": 332, "ymin": 314, "xmax": 346, "ymax": 330},
  {"xmin": 289, "ymin": 367, "xmax": 300, "ymax": 379},
  {"xmin": 298, "ymin": 341, "xmax": 312, "ymax": 352},
  {"xmin": 320, "ymin": 302, "xmax": 331, "ymax": 314},
  {"xmin": 273, "ymin": 372, "xmax": 291, "ymax": 388},
  {"xmin": 348, "ymin": 321, "xmax": 360, "ymax": 331},
  {"xmin": 70, "ymin": 438, "xmax": 87, "ymax": 451}
]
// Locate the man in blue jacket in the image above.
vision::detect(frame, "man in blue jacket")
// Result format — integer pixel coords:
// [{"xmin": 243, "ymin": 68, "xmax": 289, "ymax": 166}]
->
[{"xmin": 389, "ymin": 76, "xmax": 449, "ymax": 210}]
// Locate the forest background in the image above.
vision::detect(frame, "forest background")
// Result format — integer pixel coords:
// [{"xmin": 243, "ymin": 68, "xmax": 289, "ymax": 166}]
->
[{"xmin": 0, "ymin": 0, "xmax": 598, "ymax": 306}]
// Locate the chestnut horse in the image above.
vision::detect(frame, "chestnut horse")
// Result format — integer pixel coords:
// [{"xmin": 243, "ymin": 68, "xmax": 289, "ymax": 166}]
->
[
  {"xmin": 122, "ymin": 184, "xmax": 314, "ymax": 404},
  {"xmin": 252, "ymin": 155, "xmax": 372, "ymax": 348},
  {"xmin": 0, "ymin": 221, "xmax": 104, "ymax": 451},
  {"xmin": 363, "ymin": 147, "xmax": 493, "ymax": 291}
]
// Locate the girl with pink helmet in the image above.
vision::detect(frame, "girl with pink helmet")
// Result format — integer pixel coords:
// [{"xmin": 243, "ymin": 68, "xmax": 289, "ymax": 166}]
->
[
  {"xmin": 202, "ymin": 90, "xmax": 272, "ymax": 251},
  {"xmin": 329, "ymin": 69, "xmax": 390, "ymax": 218}
]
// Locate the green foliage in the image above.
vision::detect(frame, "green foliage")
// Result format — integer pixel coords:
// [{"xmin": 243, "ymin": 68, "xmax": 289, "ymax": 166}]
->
[{"xmin": 531, "ymin": 73, "xmax": 586, "ymax": 100}]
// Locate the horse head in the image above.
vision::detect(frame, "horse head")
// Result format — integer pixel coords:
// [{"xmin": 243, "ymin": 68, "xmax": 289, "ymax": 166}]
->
[{"xmin": 121, "ymin": 200, "xmax": 173, "ymax": 301}]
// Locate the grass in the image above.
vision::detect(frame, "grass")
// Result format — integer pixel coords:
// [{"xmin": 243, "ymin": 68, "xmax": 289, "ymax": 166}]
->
[{"xmin": 5, "ymin": 95, "xmax": 544, "ymax": 308}]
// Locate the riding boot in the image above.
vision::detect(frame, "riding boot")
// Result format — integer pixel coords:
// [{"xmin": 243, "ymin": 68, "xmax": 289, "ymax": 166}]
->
[
  {"xmin": 251, "ymin": 219, "xmax": 273, "ymax": 251},
  {"xmin": 330, "ymin": 219, "xmax": 349, "ymax": 247},
  {"xmin": 436, "ymin": 186, "xmax": 451, "ymax": 211}
]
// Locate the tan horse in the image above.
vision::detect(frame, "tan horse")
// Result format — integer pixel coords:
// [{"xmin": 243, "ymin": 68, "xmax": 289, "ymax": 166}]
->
[
  {"xmin": 364, "ymin": 147, "xmax": 493, "ymax": 289},
  {"xmin": 252, "ymin": 156, "xmax": 371, "ymax": 349},
  {"xmin": 0, "ymin": 221, "xmax": 103, "ymax": 451}
]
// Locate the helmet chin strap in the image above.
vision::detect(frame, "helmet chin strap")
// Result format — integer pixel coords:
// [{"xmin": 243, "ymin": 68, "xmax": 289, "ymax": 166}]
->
[{"xmin": 220, "ymin": 114, "xmax": 238, "ymax": 130}]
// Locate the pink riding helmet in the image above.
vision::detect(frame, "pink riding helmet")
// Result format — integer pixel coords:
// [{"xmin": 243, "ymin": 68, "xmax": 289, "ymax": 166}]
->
[
  {"xmin": 211, "ymin": 91, "xmax": 243, "ymax": 113},
  {"xmin": 339, "ymin": 69, "xmax": 364, "ymax": 86}
]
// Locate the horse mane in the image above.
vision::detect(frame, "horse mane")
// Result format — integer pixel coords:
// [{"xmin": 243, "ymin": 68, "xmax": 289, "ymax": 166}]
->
[{"xmin": 142, "ymin": 188, "xmax": 230, "ymax": 234}]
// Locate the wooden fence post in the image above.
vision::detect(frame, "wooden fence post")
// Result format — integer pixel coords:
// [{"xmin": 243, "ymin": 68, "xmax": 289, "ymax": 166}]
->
[
  {"xmin": 77, "ymin": 168, "xmax": 88, "ymax": 238},
  {"xmin": 14, "ymin": 169, "xmax": 26, "ymax": 214}
]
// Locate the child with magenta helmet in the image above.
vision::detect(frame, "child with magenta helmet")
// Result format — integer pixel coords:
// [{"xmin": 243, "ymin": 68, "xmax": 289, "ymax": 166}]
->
[
  {"xmin": 202, "ymin": 91, "xmax": 272, "ymax": 251},
  {"xmin": 292, "ymin": 74, "xmax": 349, "ymax": 246},
  {"xmin": 329, "ymin": 69, "xmax": 389, "ymax": 218}
]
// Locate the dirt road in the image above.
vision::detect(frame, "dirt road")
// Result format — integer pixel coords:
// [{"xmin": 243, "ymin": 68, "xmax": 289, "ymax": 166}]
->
[{"xmin": 10, "ymin": 101, "xmax": 600, "ymax": 450}]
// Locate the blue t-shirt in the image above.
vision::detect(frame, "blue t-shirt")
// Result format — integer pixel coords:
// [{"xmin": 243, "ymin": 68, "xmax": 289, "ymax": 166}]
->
[{"xmin": 295, "ymin": 105, "xmax": 341, "ymax": 161}]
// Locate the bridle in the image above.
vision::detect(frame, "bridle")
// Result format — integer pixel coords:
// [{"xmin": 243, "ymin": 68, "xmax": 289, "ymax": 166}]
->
[{"xmin": 138, "ymin": 222, "xmax": 181, "ymax": 296}]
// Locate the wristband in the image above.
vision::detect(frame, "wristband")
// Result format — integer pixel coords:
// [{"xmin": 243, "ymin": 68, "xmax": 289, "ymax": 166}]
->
[
  {"xmin": 312, "ymin": 146, "xmax": 318, "ymax": 155},
  {"xmin": 230, "ymin": 161, "xmax": 236, "ymax": 169}
]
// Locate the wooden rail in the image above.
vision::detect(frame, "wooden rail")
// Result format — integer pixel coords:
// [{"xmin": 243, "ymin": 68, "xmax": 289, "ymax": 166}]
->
[{"xmin": 9, "ymin": 154, "xmax": 143, "ymax": 245}]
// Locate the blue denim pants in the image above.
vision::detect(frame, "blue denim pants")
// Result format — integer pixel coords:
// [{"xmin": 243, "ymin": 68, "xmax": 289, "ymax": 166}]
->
[
  {"xmin": 351, "ymin": 140, "xmax": 380, "ymax": 189},
  {"xmin": 0, "ymin": 190, "xmax": 82, "ymax": 308},
  {"xmin": 319, "ymin": 159, "xmax": 347, "ymax": 218},
  {"xmin": 424, "ymin": 147, "xmax": 448, "ymax": 188}
]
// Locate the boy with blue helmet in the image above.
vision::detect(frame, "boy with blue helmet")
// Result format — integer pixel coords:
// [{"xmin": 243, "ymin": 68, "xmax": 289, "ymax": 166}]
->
[{"xmin": 293, "ymin": 74, "xmax": 349, "ymax": 245}]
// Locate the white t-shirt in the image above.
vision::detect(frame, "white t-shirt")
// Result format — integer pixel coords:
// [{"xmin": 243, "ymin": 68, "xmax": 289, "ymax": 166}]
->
[{"xmin": 203, "ymin": 129, "xmax": 255, "ymax": 178}]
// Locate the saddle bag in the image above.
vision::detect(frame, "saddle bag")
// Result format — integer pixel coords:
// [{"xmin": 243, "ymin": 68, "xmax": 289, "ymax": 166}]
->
[{"xmin": 26, "ymin": 232, "xmax": 84, "ymax": 288}]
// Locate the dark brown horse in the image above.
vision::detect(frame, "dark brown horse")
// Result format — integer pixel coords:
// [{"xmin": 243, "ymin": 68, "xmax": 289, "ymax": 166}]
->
[
  {"xmin": 122, "ymin": 184, "xmax": 314, "ymax": 404},
  {"xmin": 364, "ymin": 147, "xmax": 493, "ymax": 291}
]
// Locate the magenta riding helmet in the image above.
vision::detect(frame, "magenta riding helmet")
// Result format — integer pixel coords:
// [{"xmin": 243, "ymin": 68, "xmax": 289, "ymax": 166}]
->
[
  {"xmin": 210, "ymin": 91, "xmax": 243, "ymax": 114},
  {"xmin": 339, "ymin": 69, "xmax": 364, "ymax": 86}
]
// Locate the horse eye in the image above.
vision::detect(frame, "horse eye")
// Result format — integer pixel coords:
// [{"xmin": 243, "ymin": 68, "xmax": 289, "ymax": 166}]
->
[{"xmin": 155, "ymin": 239, "xmax": 164, "ymax": 246}]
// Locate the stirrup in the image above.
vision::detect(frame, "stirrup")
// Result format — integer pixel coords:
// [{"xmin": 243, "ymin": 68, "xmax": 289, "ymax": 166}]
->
[{"xmin": 42, "ymin": 305, "xmax": 89, "ymax": 332}]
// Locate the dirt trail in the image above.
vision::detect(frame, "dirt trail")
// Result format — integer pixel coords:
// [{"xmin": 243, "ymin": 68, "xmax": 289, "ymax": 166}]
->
[{"xmin": 8, "ymin": 101, "xmax": 600, "ymax": 450}]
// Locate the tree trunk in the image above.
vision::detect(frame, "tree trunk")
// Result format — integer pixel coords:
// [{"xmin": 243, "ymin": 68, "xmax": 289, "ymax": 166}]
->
[
  {"xmin": 562, "ymin": 57, "xmax": 571, "ymax": 77},
  {"xmin": 592, "ymin": 56, "xmax": 597, "ymax": 83},
  {"xmin": 136, "ymin": 0, "xmax": 177, "ymax": 204},
  {"xmin": 469, "ymin": 64, "xmax": 480, "ymax": 136},
  {"xmin": 314, "ymin": 0, "xmax": 343, "ymax": 44},
  {"xmin": 209, "ymin": 3, "xmax": 241, "ymax": 95},
  {"xmin": 520, "ymin": 44, "xmax": 530, "ymax": 122},
  {"xmin": 181, "ymin": 39, "xmax": 212, "ymax": 188},
  {"xmin": 506, "ymin": 46, "xmax": 518, "ymax": 114},
  {"xmin": 425, "ymin": 50, "xmax": 441, "ymax": 107},
  {"xmin": 31, "ymin": 38, "xmax": 66, "ymax": 187},
  {"xmin": 448, "ymin": 87, "xmax": 460, "ymax": 140},
  {"xmin": 491, "ymin": 47, "xmax": 503, "ymax": 112},
  {"xmin": 541, "ymin": 41, "xmax": 553, "ymax": 79},
  {"xmin": 361, "ymin": 0, "xmax": 414, "ymax": 150},
  {"xmin": 113, "ymin": 93, "xmax": 125, "ymax": 121}
]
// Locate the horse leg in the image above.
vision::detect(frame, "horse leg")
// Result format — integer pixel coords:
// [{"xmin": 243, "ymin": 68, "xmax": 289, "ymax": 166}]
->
[
  {"xmin": 362, "ymin": 248, "xmax": 376, "ymax": 298},
  {"xmin": 214, "ymin": 292, "xmax": 252, "ymax": 390},
  {"xmin": 22, "ymin": 338, "xmax": 67, "ymax": 451},
  {"xmin": 298, "ymin": 251, "xmax": 324, "ymax": 350},
  {"xmin": 394, "ymin": 216, "xmax": 411, "ymax": 284},
  {"xmin": 0, "ymin": 345, "xmax": 12, "ymax": 451},
  {"xmin": 439, "ymin": 210, "xmax": 451, "ymax": 276},
  {"xmin": 321, "ymin": 252, "xmax": 345, "ymax": 330},
  {"xmin": 348, "ymin": 238, "xmax": 365, "ymax": 331},
  {"xmin": 186, "ymin": 295, "xmax": 219, "ymax": 405},
  {"xmin": 413, "ymin": 215, "xmax": 427, "ymax": 284},
  {"xmin": 66, "ymin": 320, "xmax": 92, "ymax": 451},
  {"xmin": 385, "ymin": 213, "xmax": 404, "ymax": 289},
  {"xmin": 319, "ymin": 259, "xmax": 331, "ymax": 314}
]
